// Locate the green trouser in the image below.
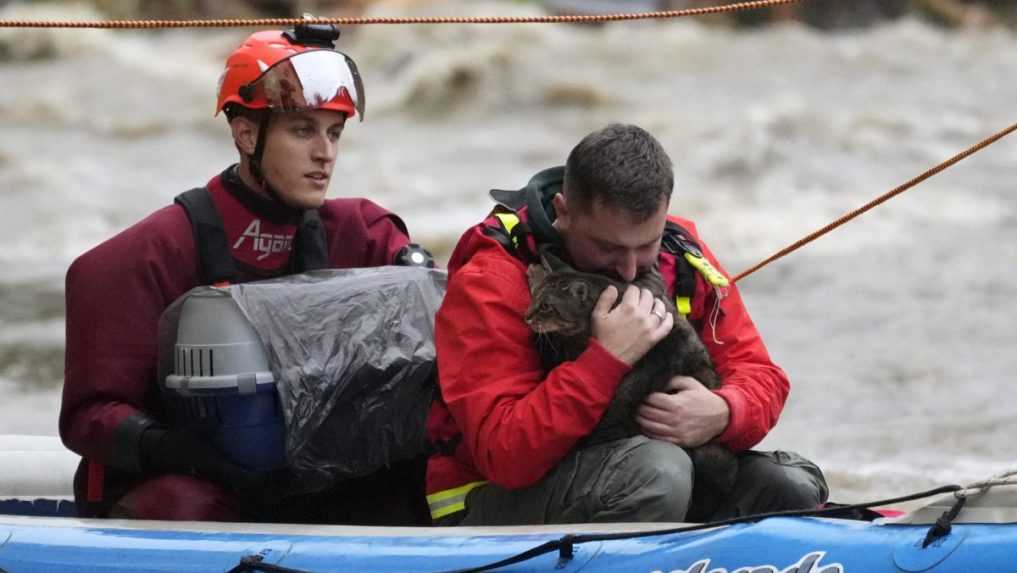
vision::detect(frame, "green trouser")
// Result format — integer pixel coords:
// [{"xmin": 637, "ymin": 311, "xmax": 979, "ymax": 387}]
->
[{"xmin": 441, "ymin": 436, "xmax": 828, "ymax": 526}]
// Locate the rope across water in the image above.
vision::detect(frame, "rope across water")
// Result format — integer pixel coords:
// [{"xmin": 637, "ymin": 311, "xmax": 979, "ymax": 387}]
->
[
  {"xmin": 732, "ymin": 120, "xmax": 1017, "ymax": 283},
  {"xmin": 1, "ymin": 0, "xmax": 802, "ymax": 29},
  {"xmin": 3, "ymin": 0, "xmax": 1013, "ymax": 285}
]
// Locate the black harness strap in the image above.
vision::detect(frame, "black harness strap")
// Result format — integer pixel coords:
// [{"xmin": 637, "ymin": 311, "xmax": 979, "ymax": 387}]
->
[
  {"xmin": 291, "ymin": 209, "xmax": 329, "ymax": 273},
  {"xmin": 480, "ymin": 211, "xmax": 519, "ymax": 254},
  {"xmin": 175, "ymin": 187, "xmax": 330, "ymax": 285},
  {"xmin": 175, "ymin": 187, "xmax": 240, "ymax": 285},
  {"xmin": 661, "ymin": 220, "xmax": 701, "ymax": 308}
]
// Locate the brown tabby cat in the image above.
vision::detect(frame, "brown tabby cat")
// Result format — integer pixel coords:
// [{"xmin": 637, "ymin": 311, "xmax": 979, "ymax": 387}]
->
[{"xmin": 525, "ymin": 249, "xmax": 738, "ymax": 494}]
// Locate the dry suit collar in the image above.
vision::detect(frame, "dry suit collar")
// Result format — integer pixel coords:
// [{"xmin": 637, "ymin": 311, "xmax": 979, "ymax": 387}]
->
[
  {"xmin": 489, "ymin": 165, "xmax": 564, "ymax": 247},
  {"xmin": 221, "ymin": 164, "xmax": 302, "ymax": 225}
]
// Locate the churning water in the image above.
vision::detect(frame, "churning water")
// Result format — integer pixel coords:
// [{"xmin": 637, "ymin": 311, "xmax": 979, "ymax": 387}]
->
[{"xmin": 2, "ymin": 0, "xmax": 1017, "ymax": 503}]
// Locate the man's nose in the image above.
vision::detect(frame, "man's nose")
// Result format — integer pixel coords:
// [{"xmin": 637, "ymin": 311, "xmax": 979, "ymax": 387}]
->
[
  {"xmin": 615, "ymin": 252, "xmax": 638, "ymax": 282},
  {"xmin": 311, "ymin": 134, "xmax": 334, "ymax": 162}
]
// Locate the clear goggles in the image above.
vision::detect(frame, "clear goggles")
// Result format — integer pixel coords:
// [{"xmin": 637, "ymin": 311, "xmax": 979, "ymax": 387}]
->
[{"xmin": 248, "ymin": 49, "xmax": 365, "ymax": 120}]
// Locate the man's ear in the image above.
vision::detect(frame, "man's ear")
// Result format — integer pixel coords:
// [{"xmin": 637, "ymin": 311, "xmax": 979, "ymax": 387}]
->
[
  {"xmin": 552, "ymin": 192, "xmax": 569, "ymax": 231},
  {"xmin": 230, "ymin": 116, "xmax": 259, "ymax": 156}
]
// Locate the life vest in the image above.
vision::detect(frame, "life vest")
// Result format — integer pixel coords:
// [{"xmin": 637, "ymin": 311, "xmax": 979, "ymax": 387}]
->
[
  {"xmin": 174, "ymin": 187, "xmax": 329, "ymax": 286},
  {"xmin": 479, "ymin": 165, "xmax": 729, "ymax": 316}
]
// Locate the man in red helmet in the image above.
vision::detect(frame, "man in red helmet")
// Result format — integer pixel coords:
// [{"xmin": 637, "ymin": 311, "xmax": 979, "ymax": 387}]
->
[{"xmin": 59, "ymin": 24, "xmax": 432, "ymax": 524}]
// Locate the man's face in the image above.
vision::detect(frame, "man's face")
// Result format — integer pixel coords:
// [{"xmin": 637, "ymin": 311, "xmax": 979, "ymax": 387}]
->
[
  {"xmin": 554, "ymin": 193, "xmax": 668, "ymax": 282},
  {"xmin": 260, "ymin": 109, "xmax": 346, "ymax": 209}
]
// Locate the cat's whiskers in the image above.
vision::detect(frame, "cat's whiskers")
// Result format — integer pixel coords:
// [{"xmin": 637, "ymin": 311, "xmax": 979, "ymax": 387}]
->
[{"xmin": 534, "ymin": 331, "xmax": 560, "ymax": 357}]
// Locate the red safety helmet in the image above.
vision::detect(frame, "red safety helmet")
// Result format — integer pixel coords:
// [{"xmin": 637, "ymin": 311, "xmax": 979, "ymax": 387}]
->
[{"xmin": 215, "ymin": 26, "xmax": 365, "ymax": 120}]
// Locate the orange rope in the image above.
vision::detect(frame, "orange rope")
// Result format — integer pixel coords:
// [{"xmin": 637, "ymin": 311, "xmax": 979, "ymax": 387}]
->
[
  {"xmin": 0, "ymin": 0, "xmax": 801, "ymax": 28},
  {"xmin": 11, "ymin": 0, "xmax": 1001, "ymax": 286},
  {"xmin": 732, "ymin": 119, "xmax": 1017, "ymax": 284}
]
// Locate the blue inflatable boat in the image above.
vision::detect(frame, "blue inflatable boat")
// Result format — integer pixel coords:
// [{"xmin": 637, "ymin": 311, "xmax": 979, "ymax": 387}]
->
[{"xmin": 2, "ymin": 436, "xmax": 1016, "ymax": 573}]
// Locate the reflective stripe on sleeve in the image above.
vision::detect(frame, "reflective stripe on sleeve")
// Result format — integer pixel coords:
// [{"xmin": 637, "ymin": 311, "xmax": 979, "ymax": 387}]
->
[{"xmin": 426, "ymin": 480, "xmax": 489, "ymax": 520}]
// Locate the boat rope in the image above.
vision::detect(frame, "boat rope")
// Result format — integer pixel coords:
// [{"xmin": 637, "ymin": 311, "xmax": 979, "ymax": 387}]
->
[
  {"xmin": 0, "ymin": 0, "xmax": 801, "ymax": 29},
  {"xmin": 732, "ymin": 119, "xmax": 1017, "ymax": 283},
  {"xmin": 971, "ymin": 465, "xmax": 1017, "ymax": 484},
  {"xmin": 917, "ymin": 472, "xmax": 1017, "ymax": 545},
  {"xmin": 437, "ymin": 483, "xmax": 964, "ymax": 573},
  {"xmin": 914, "ymin": 470, "xmax": 1016, "ymax": 551},
  {"xmin": 218, "ymin": 483, "xmax": 964, "ymax": 573},
  {"xmin": 955, "ymin": 467, "xmax": 1017, "ymax": 498}
]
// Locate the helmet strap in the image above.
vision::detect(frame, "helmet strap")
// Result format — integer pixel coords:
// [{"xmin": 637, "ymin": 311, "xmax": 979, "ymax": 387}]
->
[{"xmin": 248, "ymin": 111, "xmax": 287, "ymax": 206}]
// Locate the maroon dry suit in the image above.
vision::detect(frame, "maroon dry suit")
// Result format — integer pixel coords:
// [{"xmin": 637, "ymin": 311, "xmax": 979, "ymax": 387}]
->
[{"xmin": 59, "ymin": 166, "xmax": 422, "ymax": 522}]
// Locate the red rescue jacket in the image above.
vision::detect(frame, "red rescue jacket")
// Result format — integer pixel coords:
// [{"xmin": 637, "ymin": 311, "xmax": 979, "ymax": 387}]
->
[{"xmin": 425, "ymin": 170, "xmax": 788, "ymax": 520}]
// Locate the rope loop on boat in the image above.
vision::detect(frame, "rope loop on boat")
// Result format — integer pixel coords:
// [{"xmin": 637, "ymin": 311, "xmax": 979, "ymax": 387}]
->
[
  {"xmin": 0, "ymin": 0, "xmax": 801, "ymax": 29},
  {"xmin": 732, "ymin": 119, "xmax": 1017, "ymax": 283},
  {"xmin": 921, "ymin": 495, "xmax": 966, "ymax": 548},
  {"xmin": 227, "ymin": 554, "xmax": 313, "ymax": 573}
]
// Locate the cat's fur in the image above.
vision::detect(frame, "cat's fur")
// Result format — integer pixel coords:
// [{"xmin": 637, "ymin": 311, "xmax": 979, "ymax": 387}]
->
[{"xmin": 524, "ymin": 250, "xmax": 738, "ymax": 494}]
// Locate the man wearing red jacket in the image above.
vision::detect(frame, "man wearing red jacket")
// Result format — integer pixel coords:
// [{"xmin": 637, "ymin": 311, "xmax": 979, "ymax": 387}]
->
[
  {"xmin": 60, "ymin": 25, "xmax": 431, "ymax": 523},
  {"xmin": 426, "ymin": 124, "xmax": 826, "ymax": 525}
]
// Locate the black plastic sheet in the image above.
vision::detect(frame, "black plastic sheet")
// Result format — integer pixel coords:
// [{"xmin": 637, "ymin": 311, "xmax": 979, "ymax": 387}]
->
[{"xmin": 161, "ymin": 266, "xmax": 445, "ymax": 493}]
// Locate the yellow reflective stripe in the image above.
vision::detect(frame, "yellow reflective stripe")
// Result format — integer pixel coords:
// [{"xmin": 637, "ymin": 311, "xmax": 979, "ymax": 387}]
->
[
  {"xmin": 684, "ymin": 252, "xmax": 730, "ymax": 287},
  {"xmin": 494, "ymin": 213, "xmax": 520, "ymax": 234},
  {"xmin": 675, "ymin": 296, "xmax": 691, "ymax": 316},
  {"xmin": 430, "ymin": 499, "xmax": 465, "ymax": 520},
  {"xmin": 426, "ymin": 480, "xmax": 487, "ymax": 504},
  {"xmin": 426, "ymin": 481, "xmax": 488, "ymax": 520}
]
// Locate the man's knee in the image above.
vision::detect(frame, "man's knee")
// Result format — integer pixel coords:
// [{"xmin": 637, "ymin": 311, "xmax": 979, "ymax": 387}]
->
[
  {"xmin": 737, "ymin": 451, "xmax": 829, "ymax": 512},
  {"xmin": 111, "ymin": 474, "xmax": 241, "ymax": 521},
  {"xmin": 595, "ymin": 437, "xmax": 694, "ymax": 522}
]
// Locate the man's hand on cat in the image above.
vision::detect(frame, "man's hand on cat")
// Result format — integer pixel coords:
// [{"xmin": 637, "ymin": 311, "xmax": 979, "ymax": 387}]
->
[
  {"xmin": 635, "ymin": 376, "xmax": 730, "ymax": 447},
  {"xmin": 591, "ymin": 284, "xmax": 673, "ymax": 366}
]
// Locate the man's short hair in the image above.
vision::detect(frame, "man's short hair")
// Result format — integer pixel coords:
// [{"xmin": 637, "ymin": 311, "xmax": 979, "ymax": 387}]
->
[{"xmin": 563, "ymin": 124, "xmax": 673, "ymax": 219}]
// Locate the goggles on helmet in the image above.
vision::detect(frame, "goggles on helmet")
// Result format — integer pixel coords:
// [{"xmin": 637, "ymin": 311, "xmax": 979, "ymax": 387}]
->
[{"xmin": 237, "ymin": 49, "xmax": 365, "ymax": 120}]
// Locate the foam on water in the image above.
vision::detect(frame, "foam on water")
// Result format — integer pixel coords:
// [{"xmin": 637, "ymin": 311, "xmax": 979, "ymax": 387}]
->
[{"xmin": 2, "ymin": 0, "xmax": 1017, "ymax": 501}]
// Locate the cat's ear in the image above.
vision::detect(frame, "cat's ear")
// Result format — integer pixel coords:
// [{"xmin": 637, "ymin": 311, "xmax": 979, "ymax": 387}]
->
[
  {"xmin": 527, "ymin": 264, "xmax": 548, "ymax": 288},
  {"xmin": 540, "ymin": 249, "xmax": 569, "ymax": 272}
]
